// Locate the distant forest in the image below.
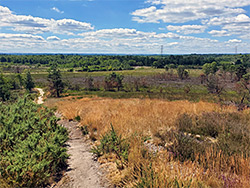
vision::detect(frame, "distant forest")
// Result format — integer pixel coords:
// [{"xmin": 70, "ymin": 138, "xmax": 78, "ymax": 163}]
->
[{"xmin": 0, "ymin": 54, "xmax": 250, "ymax": 72}]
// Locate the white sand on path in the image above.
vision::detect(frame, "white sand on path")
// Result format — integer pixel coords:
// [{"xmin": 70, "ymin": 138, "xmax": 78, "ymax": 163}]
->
[
  {"xmin": 35, "ymin": 88, "xmax": 109, "ymax": 188},
  {"xmin": 35, "ymin": 88, "xmax": 44, "ymax": 104}
]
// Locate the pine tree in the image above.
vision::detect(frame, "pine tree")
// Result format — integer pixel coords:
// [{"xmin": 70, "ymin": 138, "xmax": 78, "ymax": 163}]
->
[
  {"xmin": 0, "ymin": 74, "xmax": 10, "ymax": 101},
  {"xmin": 0, "ymin": 97, "xmax": 68, "ymax": 187},
  {"xmin": 104, "ymin": 72, "xmax": 124, "ymax": 91},
  {"xmin": 24, "ymin": 71, "xmax": 34, "ymax": 92},
  {"xmin": 48, "ymin": 63, "xmax": 64, "ymax": 97}
]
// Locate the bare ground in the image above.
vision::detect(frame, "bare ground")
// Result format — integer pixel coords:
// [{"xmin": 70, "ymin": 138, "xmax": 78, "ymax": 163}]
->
[
  {"xmin": 35, "ymin": 88, "xmax": 44, "ymax": 104},
  {"xmin": 35, "ymin": 89, "xmax": 109, "ymax": 188},
  {"xmin": 53, "ymin": 117, "xmax": 110, "ymax": 188}
]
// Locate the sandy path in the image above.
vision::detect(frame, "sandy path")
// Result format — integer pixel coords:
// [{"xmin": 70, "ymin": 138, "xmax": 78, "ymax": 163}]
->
[
  {"xmin": 35, "ymin": 88, "xmax": 108, "ymax": 188},
  {"xmin": 56, "ymin": 119, "xmax": 108, "ymax": 188},
  {"xmin": 35, "ymin": 88, "xmax": 44, "ymax": 104}
]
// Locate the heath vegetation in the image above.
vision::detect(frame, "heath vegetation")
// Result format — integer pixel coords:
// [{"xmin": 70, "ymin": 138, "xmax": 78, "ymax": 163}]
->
[{"xmin": 2, "ymin": 53, "xmax": 250, "ymax": 187}]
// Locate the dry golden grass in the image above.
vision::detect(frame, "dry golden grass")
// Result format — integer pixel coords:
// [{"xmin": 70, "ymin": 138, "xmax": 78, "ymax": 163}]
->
[
  {"xmin": 49, "ymin": 97, "xmax": 250, "ymax": 187},
  {"xmin": 55, "ymin": 97, "xmax": 237, "ymax": 139}
]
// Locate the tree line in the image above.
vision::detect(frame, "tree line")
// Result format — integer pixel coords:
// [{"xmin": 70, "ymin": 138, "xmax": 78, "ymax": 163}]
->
[{"xmin": 1, "ymin": 54, "xmax": 249, "ymax": 72}]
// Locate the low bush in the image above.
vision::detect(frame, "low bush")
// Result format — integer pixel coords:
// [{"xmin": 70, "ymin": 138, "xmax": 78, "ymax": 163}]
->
[
  {"xmin": 0, "ymin": 97, "xmax": 68, "ymax": 187},
  {"xmin": 80, "ymin": 125, "xmax": 89, "ymax": 135},
  {"xmin": 176, "ymin": 111, "xmax": 250, "ymax": 157},
  {"xmin": 74, "ymin": 115, "xmax": 81, "ymax": 122},
  {"xmin": 168, "ymin": 132, "xmax": 208, "ymax": 162},
  {"xmin": 91, "ymin": 124, "xmax": 129, "ymax": 163},
  {"xmin": 176, "ymin": 112, "xmax": 222, "ymax": 138}
]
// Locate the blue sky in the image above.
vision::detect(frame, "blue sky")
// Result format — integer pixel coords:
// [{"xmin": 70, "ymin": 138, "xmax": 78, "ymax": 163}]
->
[{"xmin": 0, "ymin": 0, "xmax": 250, "ymax": 54}]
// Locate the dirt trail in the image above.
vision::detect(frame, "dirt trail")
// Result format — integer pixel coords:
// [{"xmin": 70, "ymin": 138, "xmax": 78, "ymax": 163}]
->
[
  {"xmin": 35, "ymin": 88, "xmax": 109, "ymax": 188},
  {"xmin": 55, "ymin": 118, "xmax": 108, "ymax": 188},
  {"xmin": 35, "ymin": 88, "xmax": 44, "ymax": 104}
]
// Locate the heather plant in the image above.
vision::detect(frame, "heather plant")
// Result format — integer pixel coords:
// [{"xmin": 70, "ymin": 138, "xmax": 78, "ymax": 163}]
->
[
  {"xmin": 168, "ymin": 132, "xmax": 207, "ymax": 162},
  {"xmin": 53, "ymin": 98, "xmax": 250, "ymax": 187},
  {"xmin": 176, "ymin": 112, "xmax": 250, "ymax": 157},
  {"xmin": 0, "ymin": 97, "xmax": 68, "ymax": 187},
  {"xmin": 177, "ymin": 112, "xmax": 222, "ymax": 138},
  {"xmin": 85, "ymin": 76, "xmax": 95, "ymax": 91}
]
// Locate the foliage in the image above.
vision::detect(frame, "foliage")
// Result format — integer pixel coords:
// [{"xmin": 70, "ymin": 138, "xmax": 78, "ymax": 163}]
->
[
  {"xmin": 80, "ymin": 125, "xmax": 89, "ymax": 136},
  {"xmin": 104, "ymin": 72, "xmax": 124, "ymax": 91},
  {"xmin": 235, "ymin": 65, "xmax": 247, "ymax": 81},
  {"xmin": 48, "ymin": 63, "xmax": 64, "ymax": 97},
  {"xmin": 205, "ymin": 74, "xmax": 224, "ymax": 95},
  {"xmin": 164, "ymin": 64, "xmax": 169, "ymax": 71},
  {"xmin": 0, "ymin": 74, "xmax": 10, "ymax": 101},
  {"xmin": 135, "ymin": 163, "xmax": 164, "ymax": 188},
  {"xmin": 0, "ymin": 97, "xmax": 68, "ymax": 187},
  {"xmin": 176, "ymin": 112, "xmax": 250, "ymax": 157},
  {"xmin": 169, "ymin": 132, "xmax": 207, "ymax": 162},
  {"xmin": 202, "ymin": 62, "xmax": 218, "ymax": 75},
  {"xmin": 24, "ymin": 71, "xmax": 35, "ymax": 92},
  {"xmin": 235, "ymin": 75, "xmax": 250, "ymax": 109},
  {"xmin": 177, "ymin": 65, "xmax": 189, "ymax": 79},
  {"xmin": 85, "ymin": 76, "xmax": 95, "ymax": 91},
  {"xmin": 91, "ymin": 124, "xmax": 129, "ymax": 162},
  {"xmin": 74, "ymin": 115, "xmax": 81, "ymax": 122},
  {"xmin": 9, "ymin": 74, "xmax": 23, "ymax": 90}
]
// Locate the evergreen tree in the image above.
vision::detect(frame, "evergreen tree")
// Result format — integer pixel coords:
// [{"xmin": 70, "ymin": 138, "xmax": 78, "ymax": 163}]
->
[
  {"xmin": 0, "ymin": 74, "xmax": 10, "ymax": 101},
  {"xmin": 48, "ymin": 63, "xmax": 64, "ymax": 97},
  {"xmin": 104, "ymin": 72, "xmax": 124, "ymax": 91},
  {"xmin": 0, "ymin": 97, "xmax": 68, "ymax": 187},
  {"xmin": 235, "ymin": 65, "xmax": 247, "ymax": 81},
  {"xmin": 24, "ymin": 71, "xmax": 34, "ymax": 92},
  {"xmin": 177, "ymin": 65, "xmax": 189, "ymax": 80}
]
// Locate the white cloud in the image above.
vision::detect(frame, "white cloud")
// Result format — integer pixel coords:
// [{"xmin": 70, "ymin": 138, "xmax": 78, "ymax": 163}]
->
[
  {"xmin": 2, "ymin": 27, "xmax": 241, "ymax": 54},
  {"xmin": 132, "ymin": 1, "xmax": 250, "ymax": 41},
  {"xmin": 0, "ymin": 6, "xmax": 12, "ymax": 16},
  {"xmin": 167, "ymin": 25, "xmax": 206, "ymax": 34},
  {"xmin": 51, "ymin": 7, "xmax": 64, "ymax": 14},
  {"xmin": 208, "ymin": 30, "xmax": 231, "ymax": 37},
  {"xmin": 205, "ymin": 14, "xmax": 250, "ymax": 38},
  {"xmin": 226, "ymin": 39, "xmax": 242, "ymax": 43},
  {"xmin": 79, "ymin": 28, "xmax": 156, "ymax": 38},
  {"xmin": 0, "ymin": 4, "xmax": 249, "ymax": 54},
  {"xmin": 0, "ymin": 5, "xmax": 93, "ymax": 35},
  {"xmin": 0, "ymin": 33, "xmax": 44, "ymax": 41},
  {"xmin": 47, "ymin": 36, "xmax": 60, "ymax": 41},
  {"xmin": 154, "ymin": 32, "xmax": 180, "ymax": 39},
  {"xmin": 204, "ymin": 14, "xmax": 250, "ymax": 25},
  {"xmin": 132, "ymin": 0, "xmax": 249, "ymax": 23},
  {"xmin": 0, "ymin": 31, "xmax": 249, "ymax": 54}
]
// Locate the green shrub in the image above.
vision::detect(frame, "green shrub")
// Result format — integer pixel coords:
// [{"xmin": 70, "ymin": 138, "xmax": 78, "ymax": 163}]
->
[
  {"xmin": 176, "ymin": 113, "xmax": 193, "ymax": 133},
  {"xmin": 168, "ymin": 132, "xmax": 207, "ymax": 162},
  {"xmin": 0, "ymin": 97, "xmax": 68, "ymax": 187},
  {"xmin": 175, "ymin": 112, "xmax": 250, "ymax": 159},
  {"xmin": 91, "ymin": 124, "xmax": 129, "ymax": 162},
  {"xmin": 80, "ymin": 125, "xmax": 89, "ymax": 135},
  {"xmin": 135, "ymin": 163, "xmax": 161, "ymax": 188},
  {"xmin": 176, "ymin": 112, "xmax": 222, "ymax": 138},
  {"xmin": 74, "ymin": 115, "xmax": 81, "ymax": 122}
]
